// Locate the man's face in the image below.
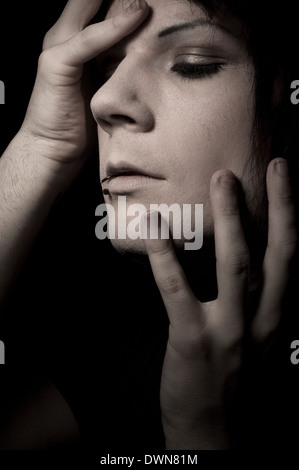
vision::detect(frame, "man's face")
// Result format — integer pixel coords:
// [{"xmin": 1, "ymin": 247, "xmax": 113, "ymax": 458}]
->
[{"xmin": 91, "ymin": 0, "xmax": 265, "ymax": 254}]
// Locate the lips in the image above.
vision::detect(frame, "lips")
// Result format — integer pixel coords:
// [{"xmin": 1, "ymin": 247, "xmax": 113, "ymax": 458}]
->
[
  {"xmin": 101, "ymin": 171, "xmax": 146, "ymax": 184},
  {"xmin": 101, "ymin": 164, "xmax": 163, "ymax": 184},
  {"xmin": 101, "ymin": 163, "xmax": 164, "ymax": 195}
]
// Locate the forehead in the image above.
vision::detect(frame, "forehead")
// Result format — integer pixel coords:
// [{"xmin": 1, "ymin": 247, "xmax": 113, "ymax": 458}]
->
[
  {"xmin": 108, "ymin": 0, "xmax": 204, "ymax": 20},
  {"xmin": 106, "ymin": 0, "xmax": 243, "ymax": 44}
]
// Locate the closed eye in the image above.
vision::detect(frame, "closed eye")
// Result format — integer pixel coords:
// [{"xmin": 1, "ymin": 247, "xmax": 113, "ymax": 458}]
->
[{"xmin": 171, "ymin": 62, "xmax": 224, "ymax": 80}]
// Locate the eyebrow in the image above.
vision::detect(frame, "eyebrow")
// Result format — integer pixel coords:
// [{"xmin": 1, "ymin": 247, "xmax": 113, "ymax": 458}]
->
[{"xmin": 157, "ymin": 19, "xmax": 229, "ymax": 38}]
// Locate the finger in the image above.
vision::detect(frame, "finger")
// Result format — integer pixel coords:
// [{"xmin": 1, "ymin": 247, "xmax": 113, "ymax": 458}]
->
[
  {"xmin": 252, "ymin": 158, "xmax": 297, "ymax": 342},
  {"xmin": 56, "ymin": 0, "xmax": 104, "ymax": 33},
  {"xmin": 43, "ymin": 0, "xmax": 104, "ymax": 49},
  {"xmin": 141, "ymin": 212, "xmax": 203, "ymax": 330},
  {"xmin": 210, "ymin": 170, "xmax": 249, "ymax": 333},
  {"xmin": 49, "ymin": 1, "xmax": 150, "ymax": 67}
]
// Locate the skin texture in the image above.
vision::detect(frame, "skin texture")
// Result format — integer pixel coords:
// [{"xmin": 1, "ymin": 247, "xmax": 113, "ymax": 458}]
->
[
  {"xmin": 0, "ymin": 0, "xmax": 150, "ymax": 305},
  {"xmin": 0, "ymin": 0, "xmax": 153, "ymax": 447},
  {"xmin": 93, "ymin": 0, "xmax": 297, "ymax": 448},
  {"xmin": 0, "ymin": 0, "xmax": 297, "ymax": 450},
  {"xmin": 143, "ymin": 159, "xmax": 297, "ymax": 448},
  {"xmin": 94, "ymin": 0, "xmax": 262, "ymax": 254}
]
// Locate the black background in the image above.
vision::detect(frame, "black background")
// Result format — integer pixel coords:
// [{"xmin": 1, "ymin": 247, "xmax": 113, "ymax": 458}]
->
[
  {"xmin": 1, "ymin": 0, "xmax": 299, "ymax": 464},
  {"xmin": 0, "ymin": 1, "xmax": 169, "ymax": 461}
]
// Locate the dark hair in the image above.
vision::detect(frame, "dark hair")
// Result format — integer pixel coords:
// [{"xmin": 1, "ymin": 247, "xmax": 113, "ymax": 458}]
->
[
  {"xmin": 193, "ymin": 1, "xmax": 299, "ymax": 178},
  {"xmin": 188, "ymin": 0, "xmax": 299, "ymax": 272}
]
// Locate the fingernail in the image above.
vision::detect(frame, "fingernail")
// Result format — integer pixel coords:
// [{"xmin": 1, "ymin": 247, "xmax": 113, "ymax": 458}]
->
[
  {"xmin": 275, "ymin": 158, "xmax": 289, "ymax": 177},
  {"xmin": 125, "ymin": 0, "xmax": 147, "ymax": 13}
]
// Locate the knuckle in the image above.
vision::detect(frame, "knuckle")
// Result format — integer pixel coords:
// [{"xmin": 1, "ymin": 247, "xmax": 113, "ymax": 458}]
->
[
  {"xmin": 42, "ymin": 25, "xmax": 66, "ymax": 50},
  {"xmin": 205, "ymin": 324, "xmax": 244, "ymax": 364},
  {"xmin": 37, "ymin": 47, "xmax": 70, "ymax": 79},
  {"xmin": 219, "ymin": 202, "xmax": 238, "ymax": 219},
  {"xmin": 159, "ymin": 271, "xmax": 186, "ymax": 296},
  {"xmin": 148, "ymin": 240, "xmax": 170, "ymax": 256},
  {"xmin": 268, "ymin": 230, "xmax": 298, "ymax": 262},
  {"xmin": 168, "ymin": 325, "xmax": 209, "ymax": 358},
  {"xmin": 42, "ymin": 37, "xmax": 51, "ymax": 51},
  {"xmin": 275, "ymin": 192, "xmax": 294, "ymax": 208},
  {"xmin": 223, "ymin": 334, "xmax": 243, "ymax": 355},
  {"xmin": 215, "ymin": 328, "xmax": 244, "ymax": 360},
  {"xmin": 43, "ymin": 29, "xmax": 55, "ymax": 49},
  {"xmin": 110, "ymin": 13, "xmax": 131, "ymax": 33},
  {"xmin": 37, "ymin": 48, "xmax": 59, "ymax": 74},
  {"xmin": 219, "ymin": 251, "xmax": 250, "ymax": 276},
  {"xmin": 78, "ymin": 26, "xmax": 94, "ymax": 47},
  {"xmin": 37, "ymin": 49, "xmax": 51, "ymax": 70}
]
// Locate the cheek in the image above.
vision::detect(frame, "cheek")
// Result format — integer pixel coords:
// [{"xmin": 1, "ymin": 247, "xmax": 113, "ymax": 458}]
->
[
  {"xmin": 98, "ymin": 131, "xmax": 109, "ymax": 175},
  {"xmin": 161, "ymin": 75, "xmax": 255, "ymax": 198}
]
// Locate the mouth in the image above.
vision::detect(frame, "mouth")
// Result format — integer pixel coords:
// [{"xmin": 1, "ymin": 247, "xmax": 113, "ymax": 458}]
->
[
  {"xmin": 100, "ymin": 171, "xmax": 149, "ymax": 184},
  {"xmin": 101, "ymin": 165, "xmax": 164, "ymax": 195}
]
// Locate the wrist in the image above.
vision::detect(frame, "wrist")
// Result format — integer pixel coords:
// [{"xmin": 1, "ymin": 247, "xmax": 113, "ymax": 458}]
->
[{"xmin": 6, "ymin": 130, "xmax": 85, "ymax": 194}]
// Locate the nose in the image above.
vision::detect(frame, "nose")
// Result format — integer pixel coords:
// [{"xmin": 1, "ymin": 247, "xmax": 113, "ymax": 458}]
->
[{"xmin": 90, "ymin": 59, "xmax": 155, "ymax": 135}]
